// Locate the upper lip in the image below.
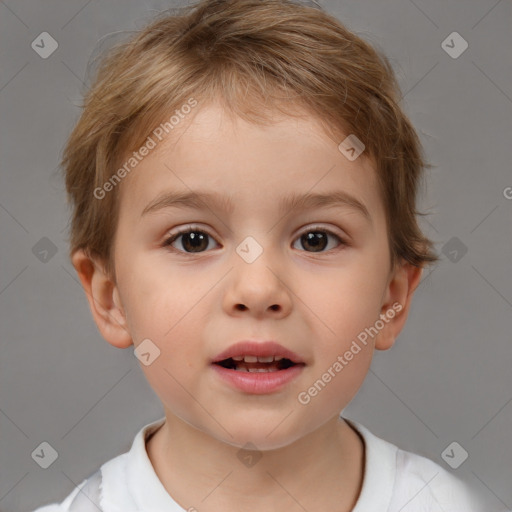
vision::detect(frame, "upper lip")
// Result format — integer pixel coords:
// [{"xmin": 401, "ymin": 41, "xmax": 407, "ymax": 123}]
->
[{"xmin": 211, "ymin": 341, "xmax": 305, "ymax": 364}]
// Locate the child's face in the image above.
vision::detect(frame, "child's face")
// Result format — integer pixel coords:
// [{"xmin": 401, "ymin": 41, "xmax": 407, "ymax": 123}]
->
[{"xmin": 78, "ymin": 100, "xmax": 419, "ymax": 449}]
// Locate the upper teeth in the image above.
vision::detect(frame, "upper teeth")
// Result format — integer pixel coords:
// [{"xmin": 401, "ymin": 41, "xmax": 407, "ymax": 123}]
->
[{"xmin": 231, "ymin": 355, "xmax": 284, "ymax": 363}]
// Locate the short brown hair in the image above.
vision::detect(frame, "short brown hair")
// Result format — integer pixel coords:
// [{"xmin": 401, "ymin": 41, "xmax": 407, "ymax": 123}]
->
[{"xmin": 62, "ymin": 0, "xmax": 439, "ymax": 280}]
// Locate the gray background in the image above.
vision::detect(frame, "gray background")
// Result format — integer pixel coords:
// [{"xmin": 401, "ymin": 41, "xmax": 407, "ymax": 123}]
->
[{"xmin": 1, "ymin": 0, "xmax": 511, "ymax": 510}]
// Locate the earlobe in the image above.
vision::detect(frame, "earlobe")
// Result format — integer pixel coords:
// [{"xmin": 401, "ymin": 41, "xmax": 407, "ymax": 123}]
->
[
  {"xmin": 375, "ymin": 261, "xmax": 423, "ymax": 351},
  {"xmin": 71, "ymin": 249, "xmax": 133, "ymax": 349}
]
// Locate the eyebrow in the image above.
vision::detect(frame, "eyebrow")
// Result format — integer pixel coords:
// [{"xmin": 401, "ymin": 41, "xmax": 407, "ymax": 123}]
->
[{"xmin": 140, "ymin": 190, "xmax": 371, "ymax": 223}]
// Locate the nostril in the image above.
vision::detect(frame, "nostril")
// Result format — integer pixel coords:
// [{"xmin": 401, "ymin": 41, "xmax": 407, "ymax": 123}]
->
[{"xmin": 234, "ymin": 304, "xmax": 280, "ymax": 311}]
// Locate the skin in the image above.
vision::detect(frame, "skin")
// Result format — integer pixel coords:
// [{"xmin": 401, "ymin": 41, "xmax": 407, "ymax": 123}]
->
[{"xmin": 72, "ymin": 100, "xmax": 422, "ymax": 512}]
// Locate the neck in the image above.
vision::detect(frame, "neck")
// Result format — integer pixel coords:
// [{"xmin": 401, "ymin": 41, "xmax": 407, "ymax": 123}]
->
[{"xmin": 146, "ymin": 413, "xmax": 365, "ymax": 512}]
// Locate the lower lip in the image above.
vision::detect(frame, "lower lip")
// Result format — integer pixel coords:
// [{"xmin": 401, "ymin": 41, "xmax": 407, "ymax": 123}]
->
[{"xmin": 211, "ymin": 363, "xmax": 305, "ymax": 394}]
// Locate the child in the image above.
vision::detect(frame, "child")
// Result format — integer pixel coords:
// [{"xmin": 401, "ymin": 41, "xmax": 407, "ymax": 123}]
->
[{"xmin": 33, "ymin": 0, "xmax": 503, "ymax": 510}]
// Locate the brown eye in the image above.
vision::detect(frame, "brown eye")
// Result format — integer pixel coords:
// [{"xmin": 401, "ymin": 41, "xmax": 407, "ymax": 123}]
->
[
  {"xmin": 292, "ymin": 229, "xmax": 345, "ymax": 253},
  {"xmin": 163, "ymin": 229, "xmax": 218, "ymax": 253}
]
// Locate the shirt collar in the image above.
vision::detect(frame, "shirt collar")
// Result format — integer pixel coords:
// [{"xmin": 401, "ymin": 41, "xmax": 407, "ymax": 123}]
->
[
  {"xmin": 100, "ymin": 415, "xmax": 397, "ymax": 511},
  {"xmin": 345, "ymin": 417, "xmax": 398, "ymax": 512},
  {"xmin": 101, "ymin": 416, "xmax": 182, "ymax": 511}
]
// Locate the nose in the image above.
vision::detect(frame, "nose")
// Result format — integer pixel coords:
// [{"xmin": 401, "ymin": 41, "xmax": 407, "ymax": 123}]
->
[{"xmin": 223, "ymin": 249, "xmax": 293, "ymax": 319}]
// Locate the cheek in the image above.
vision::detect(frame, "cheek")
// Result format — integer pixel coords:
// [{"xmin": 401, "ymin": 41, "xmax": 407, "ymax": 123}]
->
[
  {"xmin": 123, "ymin": 268, "xmax": 208, "ymax": 364},
  {"xmin": 300, "ymin": 262, "xmax": 385, "ymax": 342},
  {"xmin": 119, "ymin": 256, "xmax": 189, "ymax": 339},
  {"xmin": 118, "ymin": 249, "xmax": 219, "ymax": 384},
  {"xmin": 295, "ymin": 340, "xmax": 373, "ymax": 430},
  {"xmin": 128, "ymin": 285, "xmax": 208, "ymax": 417}
]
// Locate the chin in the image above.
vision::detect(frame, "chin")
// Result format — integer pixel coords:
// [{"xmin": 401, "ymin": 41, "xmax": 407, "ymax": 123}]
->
[{"xmin": 211, "ymin": 421, "xmax": 307, "ymax": 451}]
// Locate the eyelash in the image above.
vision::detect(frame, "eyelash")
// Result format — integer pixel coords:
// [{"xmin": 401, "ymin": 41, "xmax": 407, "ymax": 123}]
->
[{"xmin": 162, "ymin": 225, "xmax": 347, "ymax": 254}]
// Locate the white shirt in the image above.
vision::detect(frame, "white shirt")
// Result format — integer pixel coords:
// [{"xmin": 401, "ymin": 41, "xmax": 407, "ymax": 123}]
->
[{"xmin": 33, "ymin": 416, "xmax": 501, "ymax": 512}]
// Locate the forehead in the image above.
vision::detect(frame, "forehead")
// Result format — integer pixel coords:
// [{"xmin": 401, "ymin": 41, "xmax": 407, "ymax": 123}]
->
[{"xmin": 116, "ymin": 101, "xmax": 384, "ymax": 224}]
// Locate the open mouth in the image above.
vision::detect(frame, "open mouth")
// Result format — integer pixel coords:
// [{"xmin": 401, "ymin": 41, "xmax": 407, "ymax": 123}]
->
[{"xmin": 214, "ymin": 355, "xmax": 300, "ymax": 372}]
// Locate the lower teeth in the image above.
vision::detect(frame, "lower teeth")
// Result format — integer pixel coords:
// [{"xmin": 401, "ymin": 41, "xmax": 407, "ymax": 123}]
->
[{"xmin": 238, "ymin": 369, "xmax": 275, "ymax": 372}]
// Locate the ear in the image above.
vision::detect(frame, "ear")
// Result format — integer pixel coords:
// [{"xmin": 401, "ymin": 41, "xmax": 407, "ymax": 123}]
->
[
  {"xmin": 71, "ymin": 249, "xmax": 133, "ymax": 349},
  {"xmin": 374, "ymin": 260, "xmax": 423, "ymax": 351}
]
